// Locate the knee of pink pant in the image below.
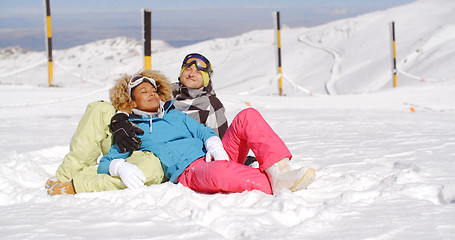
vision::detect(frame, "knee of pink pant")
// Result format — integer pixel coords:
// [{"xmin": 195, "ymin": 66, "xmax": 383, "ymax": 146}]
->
[
  {"xmin": 231, "ymin": 108, "xmax": 267, "ymax": 134},
  {"xmin": 237, "ymin": 108, "xmax": 261, "ymax": 120}
]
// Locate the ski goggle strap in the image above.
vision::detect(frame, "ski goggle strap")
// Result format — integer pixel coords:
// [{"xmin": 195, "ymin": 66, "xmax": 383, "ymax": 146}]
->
[
  {"xmin": 182, "ymin": 53, "xmax": 213, "ymax": 76},
  {"xmin": 128, "ymin": 75, "xmax": 157, "ymax": 96}
]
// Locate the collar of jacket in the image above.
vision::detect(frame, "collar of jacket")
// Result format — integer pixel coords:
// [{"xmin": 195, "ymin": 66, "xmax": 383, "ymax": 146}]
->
[
  {"xmin": 173, "ymin": 81, "xmax": 216, "ymax": 100},
  {"xmin": 129, "ymin": 102, "xmax": 165, "ymax": 133}
]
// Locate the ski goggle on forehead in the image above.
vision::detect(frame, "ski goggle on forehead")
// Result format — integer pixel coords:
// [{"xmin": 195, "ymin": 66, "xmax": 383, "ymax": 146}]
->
[
  {"xmin": 182, "ymin": 53, "xmax": 213, "ymax": 76},
  {"xmin": 128, "ymin": 75, "xmax": 157, "ymax": 96}
]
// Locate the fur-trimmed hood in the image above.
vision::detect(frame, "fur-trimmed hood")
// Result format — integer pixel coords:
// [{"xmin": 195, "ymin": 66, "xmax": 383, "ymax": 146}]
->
[{"xmin": 109, "ymin": 69, "xmax": 173, "ymax": 113}]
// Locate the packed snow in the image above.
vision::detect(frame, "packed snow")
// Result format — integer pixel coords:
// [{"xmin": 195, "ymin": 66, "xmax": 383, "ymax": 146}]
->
[{"xmin": 1, "ymin": 0, "xmax": 454, "ymax": 239}]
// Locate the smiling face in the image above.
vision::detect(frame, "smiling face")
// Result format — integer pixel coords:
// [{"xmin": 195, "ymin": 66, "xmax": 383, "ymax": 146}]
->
[
  {"xmin": 131, "ymin": 82, "xmax": 160, "ymax": 112},
  {"xmin": 179, "ymin": 65, "xmax": 204, "ymax": 89}
]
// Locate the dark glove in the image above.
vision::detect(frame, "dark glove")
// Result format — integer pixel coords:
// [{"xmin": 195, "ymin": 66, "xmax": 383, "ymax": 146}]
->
[{"xmin": 110, "ymin": 112, "xmax": 144, "ymax": 153}]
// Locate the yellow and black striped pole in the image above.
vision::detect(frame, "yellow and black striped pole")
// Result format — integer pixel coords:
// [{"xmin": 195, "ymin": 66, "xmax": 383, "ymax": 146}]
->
[
  {"xmin": 143, "ymin": 9, "xmax": 151, "ymax": 70},
  {"xmin": 275, "ymin": 11, "xmax": 283, "ymax": 96},
  {"xmin": 392, "ymin": 21, "xmax": 397, "ymax": 87},
  {"xmin": 44, "ymin": 0, "xmax": 53, "ymax": 86}
]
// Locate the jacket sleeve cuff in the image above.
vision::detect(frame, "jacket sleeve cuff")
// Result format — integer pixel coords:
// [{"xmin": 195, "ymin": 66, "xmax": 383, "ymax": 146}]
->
[
  {"xmin": 97, "ymin": 157, "xmax": 111, "ymax": 175},
  {"xmin": 205, "ymin": 136, "xmax": 223, "ymax": 151}
]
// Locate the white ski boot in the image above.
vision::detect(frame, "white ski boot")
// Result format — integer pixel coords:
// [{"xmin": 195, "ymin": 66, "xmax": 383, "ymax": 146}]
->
[{"xmin": 265, "ymin": 158, "xmax": 316, "ymax": 194}]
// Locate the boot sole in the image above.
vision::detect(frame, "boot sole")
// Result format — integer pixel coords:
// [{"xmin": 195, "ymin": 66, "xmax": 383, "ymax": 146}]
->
[
  {"xmin": 47, "ymin": 180, "xmax": 76, "ymax": 196},
  {"xmin": 45, "ymin": 177, "xmax": 58, "ymax": 190},
  {"xmin": 289, "ymin": 168, "xmax": 316, "ymax": 192}
]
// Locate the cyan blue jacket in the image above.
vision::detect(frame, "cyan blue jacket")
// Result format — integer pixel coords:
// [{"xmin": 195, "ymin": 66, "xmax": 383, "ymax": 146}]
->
[{"xmin": 97, "ymin": 101, "xmax": 217, "ymax": 183}]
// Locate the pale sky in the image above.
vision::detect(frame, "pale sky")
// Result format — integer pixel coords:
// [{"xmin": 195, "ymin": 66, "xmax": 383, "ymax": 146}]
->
[{"xmin": 0, "ymin": 0, "xmax": 415, "ymax": 50}]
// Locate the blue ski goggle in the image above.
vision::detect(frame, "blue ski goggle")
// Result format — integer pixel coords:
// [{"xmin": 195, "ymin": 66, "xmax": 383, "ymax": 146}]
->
[{"xmin": 182, "ymin": 53, "xmax": 213, "ymax": 76}]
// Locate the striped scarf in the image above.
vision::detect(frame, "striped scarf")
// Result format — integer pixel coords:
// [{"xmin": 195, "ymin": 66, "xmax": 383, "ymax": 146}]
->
[{"xmin": 172, "ymin": 81, "xmax": 228, "ymax": 138}]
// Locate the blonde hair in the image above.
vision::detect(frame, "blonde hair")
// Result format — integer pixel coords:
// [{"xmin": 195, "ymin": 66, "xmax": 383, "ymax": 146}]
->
[{"xmin": 109, "ymin": 69, "xmax": 173, "ymax": 113}]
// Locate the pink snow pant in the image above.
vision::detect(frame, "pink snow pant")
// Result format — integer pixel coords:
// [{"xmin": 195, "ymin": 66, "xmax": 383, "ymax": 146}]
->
[{"xmin": 178, "ymin": 108, "xmax": 292, "ymax": 195}]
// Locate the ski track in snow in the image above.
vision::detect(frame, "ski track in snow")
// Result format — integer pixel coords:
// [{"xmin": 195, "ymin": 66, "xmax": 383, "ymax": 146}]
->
[
  {"xmin": 296, "ymin": 33, "xmax": 431, "ymax": 96},
  {"xmin": 0, "ymin": 59, "xmax": 47, "ymax": 79},
  {"xmin": 297, "ymin": 34, "xmax": 341, "ymax": 95},
  {"xmin": 0, "ymin": 87, "xmax": 110, "ymax": 108},
  {"xmin": 54, "ymin": 61, "xmax": 105, "ymax": 87}
]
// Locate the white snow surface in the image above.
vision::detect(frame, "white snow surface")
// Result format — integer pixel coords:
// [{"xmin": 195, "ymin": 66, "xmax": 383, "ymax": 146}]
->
[{"xmin": 1, "ymin": 0, "xmax": 455, "ymax": 239}]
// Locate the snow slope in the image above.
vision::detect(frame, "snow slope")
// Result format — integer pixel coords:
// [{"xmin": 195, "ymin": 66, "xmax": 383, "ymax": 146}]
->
[{"xmin": 0, "ymin": 0, "xmax": 454, "ymax": 239}]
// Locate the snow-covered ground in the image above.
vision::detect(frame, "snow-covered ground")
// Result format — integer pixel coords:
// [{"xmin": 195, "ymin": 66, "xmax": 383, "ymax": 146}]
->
[{"xmin": 1, "ymin": 0, "xmax": 454, "ymax": 239}]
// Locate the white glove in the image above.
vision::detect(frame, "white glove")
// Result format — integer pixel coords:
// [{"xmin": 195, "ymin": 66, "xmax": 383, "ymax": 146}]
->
[
  {"xmin": 109, "ymin": 159, "xmax": 146, "ymax": 189},
  {"xmin": 205, "ymin": 136, "xmax": 229, "ymax": 162}
]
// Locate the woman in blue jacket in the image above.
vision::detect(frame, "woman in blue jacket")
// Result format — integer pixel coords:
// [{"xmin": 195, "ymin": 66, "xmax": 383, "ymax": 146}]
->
[{"xmin": 96, "ymin": 71, "xmax": 316, "ymax": 195}]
